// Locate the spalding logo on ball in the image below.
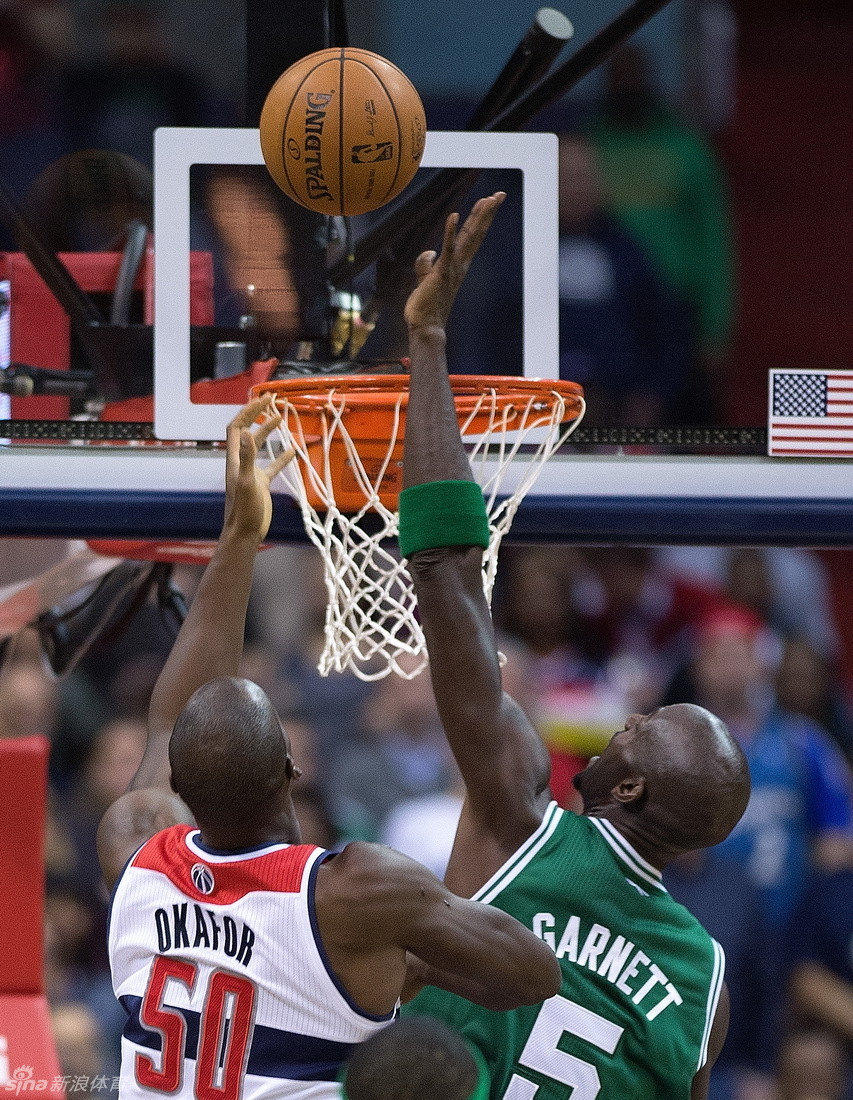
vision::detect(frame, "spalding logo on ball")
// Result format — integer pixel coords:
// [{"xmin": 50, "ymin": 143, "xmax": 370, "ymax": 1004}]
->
[{"xmin": 260, "ymin": 47, "xmax": 426, "ymax": 217}]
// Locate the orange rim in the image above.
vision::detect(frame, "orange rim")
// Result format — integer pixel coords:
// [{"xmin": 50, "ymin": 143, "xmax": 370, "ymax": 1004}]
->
[{"xmin": 252, "ymin": 374, "xmax": 584, "ymax": 436}]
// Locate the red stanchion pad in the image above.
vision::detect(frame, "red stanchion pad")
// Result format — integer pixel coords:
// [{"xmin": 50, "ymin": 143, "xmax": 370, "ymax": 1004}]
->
[
  {"xmin": 0, "ymin": 996, "xmax": 63, "ymax": 1089},
  {"xmin": 0, "ymin": 737, "xmax": 48, "ymax": 994}
]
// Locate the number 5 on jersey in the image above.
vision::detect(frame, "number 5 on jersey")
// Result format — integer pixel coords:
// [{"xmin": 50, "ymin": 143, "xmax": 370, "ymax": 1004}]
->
[
  {"xmin": 503, "ymin": 995, "xmax": 624, "ymax": 1100},
  {"xmin": 136, "ymin": 955, "xmax": 256, "ymax": 1099}
]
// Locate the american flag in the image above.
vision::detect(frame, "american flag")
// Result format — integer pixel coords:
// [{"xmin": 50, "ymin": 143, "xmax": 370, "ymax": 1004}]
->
[{"xmin": 769, "ymin": 370, "xmax": 853, "ymax": 456}]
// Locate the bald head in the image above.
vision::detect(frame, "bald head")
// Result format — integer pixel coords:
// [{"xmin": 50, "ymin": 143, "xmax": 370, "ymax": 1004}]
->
[
  {"xmin": 169, "ymin": 677, "xmax": 293, "ymax": 830},
  {"xmin": 575, "ymin": 703, "xmax": 750, "ymax": 854},
  {"xmin": 342, "ymin": 1017, "xmax": 480, "ymax": 1100}
]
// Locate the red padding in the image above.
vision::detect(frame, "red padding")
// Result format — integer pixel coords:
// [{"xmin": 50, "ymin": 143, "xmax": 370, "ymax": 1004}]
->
[
  {"xmin": 0, "ymin": 994, "xmax": 63, "ymax": 1086},
  {"xmin": 0, "ymin": 738, "xmax": 48, "ymax": 994},
  {"xmin": 86, "ymin": 540, "xmax": 272, "ymax": 564}
]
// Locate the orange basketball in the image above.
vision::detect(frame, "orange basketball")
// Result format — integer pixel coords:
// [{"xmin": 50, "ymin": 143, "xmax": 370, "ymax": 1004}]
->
[{"xmin": 259, "ymin": 47, "xmax": 426, "ymax": 217}]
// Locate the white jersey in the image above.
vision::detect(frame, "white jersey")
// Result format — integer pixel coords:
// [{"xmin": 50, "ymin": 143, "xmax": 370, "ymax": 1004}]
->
[{"xmin": 109, "ymin": 825, "xmax": 394, "ymax": 1100}]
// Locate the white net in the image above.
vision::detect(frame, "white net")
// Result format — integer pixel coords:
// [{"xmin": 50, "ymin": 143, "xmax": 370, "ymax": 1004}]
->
[{"xmin": 264, "ymin": 379, "xmax": 585, "ymax": 681}]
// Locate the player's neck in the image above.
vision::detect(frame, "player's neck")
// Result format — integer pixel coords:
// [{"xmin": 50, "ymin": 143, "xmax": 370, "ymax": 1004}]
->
[
  {"xmin": 589, "ymin": 807, "xmax": 679, "ymax": 873},
  {"xmin": 197, "ymin": 805, "xmax": 303, "ymax": 853}
]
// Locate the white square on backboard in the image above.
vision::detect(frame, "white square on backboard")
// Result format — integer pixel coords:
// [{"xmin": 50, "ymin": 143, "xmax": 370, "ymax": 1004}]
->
[{"xmin": 154, "ymin": 128, "xmax": 558, "ymax": 440}]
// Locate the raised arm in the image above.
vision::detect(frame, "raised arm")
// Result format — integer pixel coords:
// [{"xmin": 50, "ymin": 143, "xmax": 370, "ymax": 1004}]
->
[
  {"xmin": 400, "ymin": 197, "xmax": 552, "ymax": 897},
  {"xmin": 315, "ymin": 840, "xmax": 561, "ymax": 1018},
  {"xmin": 97, "ymin": 398, "xmax": 292, "ymax": 888}
]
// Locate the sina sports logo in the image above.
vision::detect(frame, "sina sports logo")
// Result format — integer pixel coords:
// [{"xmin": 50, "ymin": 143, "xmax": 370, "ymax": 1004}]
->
[
  {"xmin": 351, "ymin": 143, "xmax": 394, "ymax": 164},
  {"xmin": 191, "ymin": 863, "xmax": 215, "ymax": 895}
]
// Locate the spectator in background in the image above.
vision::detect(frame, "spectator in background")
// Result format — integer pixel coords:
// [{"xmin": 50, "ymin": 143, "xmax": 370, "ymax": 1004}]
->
[
  {"xmin": 681, "ymin": 606, "xmax": 853, "ymax": 927},
  {"xmin": 784, "ymin": 859, "xmax": 853, "ymax": 1090},
  {"xmin": 326, "ymin": 653, "xmax": 456, "ymax": 841},
  {"xmin": 45, "ymin": 877, "xmax": 123, "ymax": 1074},
  {"xmin": 776, "ymin": 1030, "xmax": 847, "ymax": 1100},
  {"xmin": 0, "ymin": 654, "xmax": 58, "ymax": 740},
  {"xmin": 379, "ymin": 635, "xmax": 538, "ymax": 877},
  {"xmin": 665, "ymin": 849, "xmax": 781, "ymax": 1100},
  {"xmin": 290, "ymin": 782, "xmax": 340, "ymax": 850},
  {"xmin": 379, "ymin": 765, "xmax": 465, "ymax": 881},
  {"xmin": 57, "ymin": 717, "xmax": 146, "ymax": 897},
  {"xmin": 60, "ymin": 0, "xmax": 230, "ymax": 169},
  {"xmin": 0, "ymin": 1, "xmax": 73, "ymax": 244},
  {"xmin": 268, "ymin": 549, "xmax": 377, "ymax": 764},
  {"xmin": 51, "ymin": 1003, "xmax": 110, "ymax": 1095},
  {"xmin": 775, "ymin": 634, "xmax": 853, "ymax": 765},
  {"xmin": 656, "ymin": 545, "xmax": 841, "ymax": 664},
  {"xmin": 574, "ymin": 545, "xmax": 737, "ymax": 703},
  {"xmin": 493, "ymin": 545, "xmax": 627, "ymax": 804},
  {"xmin": 557, "ymin": 133, "xmax": 688, "ymax": 425},
  {"xmin": 585, "ymin": 44, "xmax": 736, "ymax": 423}
]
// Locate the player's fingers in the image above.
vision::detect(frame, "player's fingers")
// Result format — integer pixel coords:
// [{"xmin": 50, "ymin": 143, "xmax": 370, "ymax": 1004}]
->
[
  {"xmin": 463, "ymin": 192, "xmax": 505, "ymax": 236},
  {"xmin": 229, "ymin": 394, "xmax": 271, "ymax": 431},
  {"xmin": 253, "ymin": 407, "xmax": 284, "ymax": 449},
  {"xmin": 264, "ymin": 445, "xmax": 296, "ymax": 482},
  {"xmin": 226, "ymin": 424, "xmax": 240, "ymax": 478},
  {"xmin": 238, "ymin": 427, "xmax": 256, "ymax": 469},
  {"xmin": 440, "ymin": 211, "xmax": 459, "ymax": 259},
  {"xmin": 457, "ymin": 192, "xmax": 505, "ymax": 258},
  {"xmin": 226, "ymin": 395, "xmax": 270, "ymax": 475},
  {"xmin": 413, "ymin": 250, "xmax": 437, "ymax": 283}
]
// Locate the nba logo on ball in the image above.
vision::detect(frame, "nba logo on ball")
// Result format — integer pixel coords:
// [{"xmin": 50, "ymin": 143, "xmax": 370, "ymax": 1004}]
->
[
  {"xmin": 191, "ymin": 863, "xmax": 215, "ymax": 895},
  {"xmin": 260, "ymin": 47, "xmax": 426, "ymax": 216}
]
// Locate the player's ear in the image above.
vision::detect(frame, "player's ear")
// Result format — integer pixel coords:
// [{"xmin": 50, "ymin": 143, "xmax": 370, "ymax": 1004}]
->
[
  {"xmin": 285, "ymin": 754, "xmax": 302, "ymax": 782},
  {"xmin": 611, "ymin": 776, "xmax": 645, "ymax": 805}
]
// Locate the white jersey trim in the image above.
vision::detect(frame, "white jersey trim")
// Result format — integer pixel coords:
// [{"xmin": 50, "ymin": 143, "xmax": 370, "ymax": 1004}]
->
[
  {"xmin": 185, "ymin": 831, "xmax": 293, "ymax": 863},
  {"xmin": 697, "ymin": 938, "xmax": 726, "ymax": 1071},
  {"xmin": 589, "ymin": 817, "xmax": 667, "ymax": 893},
  {"xmin": 472, "ymin": 802, "xmax": 564, "ymax": 905},
  {"xmin": 305, "ymin": 851, "xmax": 398, "ymax": 1024}
]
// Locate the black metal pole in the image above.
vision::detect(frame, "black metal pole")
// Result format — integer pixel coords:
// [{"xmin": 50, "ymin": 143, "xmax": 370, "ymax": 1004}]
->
[
  {"xmin": 0, "ymin": 173, "xmax": 103, "ymax": 327},
  {"xmin": 467, "ymin": 7, "xmax": 573, "ymax": 130},
  {"xmin": 332, "ymin": 0, "xmax": 673, "ymax": 285},
  {"xmin": 349, "ymin": 8, "xmax": 574, "ymax": 360},
  {"xmin": 490, "ymin": 0, "xmax": 671, "ymax": 131},
  {"xmin": 391, "ymin": 8, "xmax": 574, "ymax": 274}
]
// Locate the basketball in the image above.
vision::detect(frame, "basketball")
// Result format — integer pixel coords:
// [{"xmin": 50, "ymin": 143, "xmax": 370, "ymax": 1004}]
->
[{"xmin": 259, "ymin": 47, "xmax": 426, "ymax": 217}]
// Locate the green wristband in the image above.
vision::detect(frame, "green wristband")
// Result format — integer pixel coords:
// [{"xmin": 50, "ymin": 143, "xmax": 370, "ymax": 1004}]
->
[{"xmin": 398, "ymin": 480, "xmax": 490, "ymax": 559}]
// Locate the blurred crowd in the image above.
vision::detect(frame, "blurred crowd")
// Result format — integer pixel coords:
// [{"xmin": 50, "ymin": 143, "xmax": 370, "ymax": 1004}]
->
[
  {"xmin": 1, "ymin": 541, "xmax": 853, "ymax": 1100},
  {"xmin": 2, "ymin": 3, "xmax": 849, "ymax": 1099}
]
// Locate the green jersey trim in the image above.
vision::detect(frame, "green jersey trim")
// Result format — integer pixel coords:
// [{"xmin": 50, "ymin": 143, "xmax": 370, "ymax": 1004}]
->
[
  {"xmin": 471, "ymin": 802, "xmax": 564, "ymax": 904},
  {"xmin": 697, "ymin": 938, "xmax": 726, "ymax": 1070},
  {"xmin": 589, "ymin": 817, "xmax": 668, "ymax": 893}
]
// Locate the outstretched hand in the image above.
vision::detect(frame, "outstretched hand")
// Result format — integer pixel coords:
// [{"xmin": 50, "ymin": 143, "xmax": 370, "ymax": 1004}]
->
[
  {"xmin": 224, "ymin": 395, "xmax": 294, "ymax": 543},
  {"xmin": 404, "ymin": 192, "xmax": 506, "ymax": 333}
]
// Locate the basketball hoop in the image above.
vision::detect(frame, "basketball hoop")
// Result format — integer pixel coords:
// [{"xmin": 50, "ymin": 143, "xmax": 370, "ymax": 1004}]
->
[{"xmin": 252, "ymin": 374, "xmax": 585, "ymax": 681}]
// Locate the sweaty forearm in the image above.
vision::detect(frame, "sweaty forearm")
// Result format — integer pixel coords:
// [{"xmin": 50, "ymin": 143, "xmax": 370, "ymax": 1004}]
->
[
  {"xmin": 413, "ymin": 960, "xmax": 538, "ymax": 1011},
  {"xmin": 404, "ymin": 327, "xmax": 473, "ymax": 487},
  {"xmin": 410, "ymin": 546, "xmax": 504, "ymax": 736}
]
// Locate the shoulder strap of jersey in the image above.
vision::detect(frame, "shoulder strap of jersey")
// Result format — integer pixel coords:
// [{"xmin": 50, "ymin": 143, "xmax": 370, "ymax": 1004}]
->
[{"xmin": 472, "ymin": 802, "xmax": 564, "ymax": 904}]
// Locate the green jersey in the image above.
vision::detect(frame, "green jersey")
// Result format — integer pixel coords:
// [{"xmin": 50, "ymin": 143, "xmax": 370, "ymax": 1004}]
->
[{"xmin": 406, "ymin": 803, "xmax": 724, "ymax": 1100}]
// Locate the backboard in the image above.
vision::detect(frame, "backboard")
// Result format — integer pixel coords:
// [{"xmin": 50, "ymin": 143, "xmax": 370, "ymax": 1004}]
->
[
  {"xmin": 154, "ymin": 128, "xmax": 559, "ymax": 440},
  {"xmin": 0, "ymin": 125, "xmax": 853, "ymax": 546}
]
